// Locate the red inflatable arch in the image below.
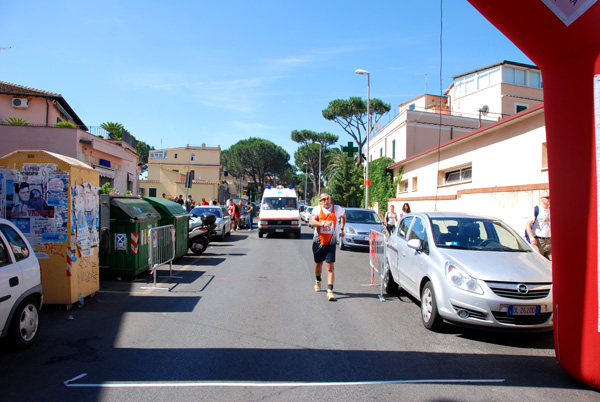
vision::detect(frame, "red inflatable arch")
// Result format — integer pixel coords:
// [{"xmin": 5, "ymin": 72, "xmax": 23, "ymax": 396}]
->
[{"xmin": 468, "ymin": 0, "xmax": 600, "ymax": 389}]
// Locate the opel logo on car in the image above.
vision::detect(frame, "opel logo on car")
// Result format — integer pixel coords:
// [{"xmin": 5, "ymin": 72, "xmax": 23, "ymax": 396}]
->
[{"xmin": 517, "ymin": 283, "xmax": 529, "ymax": 294}]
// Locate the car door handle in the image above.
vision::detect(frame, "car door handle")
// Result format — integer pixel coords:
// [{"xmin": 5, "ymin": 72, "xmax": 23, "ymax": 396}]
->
[{"xmin": 9, "ymin": 276, "xmax": 19, "ymax": 287}]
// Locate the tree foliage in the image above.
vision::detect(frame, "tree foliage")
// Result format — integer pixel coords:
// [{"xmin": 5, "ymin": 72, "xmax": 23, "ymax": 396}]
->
[
  {"xmin": 136, "ymin": 140, "xmax": 154, "ymax": 174},
  {"xmin": 100, "ymin": 121, "xmax": 154, "ymax": 175},
  {"xmin": 222, "ymin": 137, "xmax": 291, "ymax": 196},
  {"xmin": 291, "ymin": 129, "xmax": 338, "ymax": 198},
  {"xmin": 322, "ymin": 97, "xmax": 391, "ymax": 167},
  {"xmin": 100, "ymin": 121, "xmax": 124, "ymax": 139},
  {"xmin": 324, "ymin": 150, "xmax": 363, "ymax": 208},
  {"xmin": 368, "ymin": 157, "xmax": 396, "ymax": 213},
  {"xmin": 6, "ymin": 117, "xmax": 29, "ymax": 126}
]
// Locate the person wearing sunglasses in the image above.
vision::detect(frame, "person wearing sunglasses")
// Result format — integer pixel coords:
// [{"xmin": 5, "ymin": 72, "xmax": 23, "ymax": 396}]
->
[
  {"xmin": 310, "ymin": 192, "xmax": 346, "ymax": 301},
  {"xmin": 525, "ymin": 190, "xmax": 551, "ymax": 260}
]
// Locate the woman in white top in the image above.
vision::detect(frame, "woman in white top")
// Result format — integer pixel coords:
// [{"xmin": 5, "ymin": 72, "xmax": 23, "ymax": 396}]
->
[
  {"xmin": 385, "ymin": 205, "xmax": 398, "ymax": 234},
  {"xmin": 399, "ymin": 202, "xmax": 411, "ymax": 218}
]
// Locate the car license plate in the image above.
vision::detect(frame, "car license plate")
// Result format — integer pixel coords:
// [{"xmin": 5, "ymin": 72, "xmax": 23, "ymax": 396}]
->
[
  {"xmin": 508, "ymin": 305, "xmax": 540, "ymax": 316},
  {"xmin": 276, "ymin": 229, "xmax": 284, "ymax": 233}
]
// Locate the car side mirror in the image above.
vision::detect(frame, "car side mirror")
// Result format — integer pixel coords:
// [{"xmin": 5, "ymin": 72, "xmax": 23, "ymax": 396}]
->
[{"xmin": 407, "ymin": 238, "xmax": 422, "ymax": 251}]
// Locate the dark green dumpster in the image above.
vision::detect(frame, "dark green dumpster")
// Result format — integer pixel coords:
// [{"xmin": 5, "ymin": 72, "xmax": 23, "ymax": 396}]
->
[
  {"xmin": 99, "ymin": 195, "xmax": 161, "ymax": 276},
  {"xmin": 143, "ymin": 197, "xmax": 189, "ymax": 260}
]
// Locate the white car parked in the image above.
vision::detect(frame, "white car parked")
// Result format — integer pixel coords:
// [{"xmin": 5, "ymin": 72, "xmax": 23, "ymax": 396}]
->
[
  {"xmin": 0, "ymin": 218, "xmax": 43, "ymax": 348},
  {"xmin": 385, "ymin": 212, "xmax": 552, "ymax": 332}
]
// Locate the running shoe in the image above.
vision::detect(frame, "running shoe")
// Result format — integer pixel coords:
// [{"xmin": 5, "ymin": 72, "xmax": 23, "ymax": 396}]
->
[
  {"xmin": 314, "ymin": 280, "xmax": 321, "ymax": 292},
  {"xmin": 327, "ymin": 289, "xmax": 335, "ymax": 301}
]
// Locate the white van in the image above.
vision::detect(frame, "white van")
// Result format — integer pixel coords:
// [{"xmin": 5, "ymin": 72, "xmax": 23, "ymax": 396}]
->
[{"xmin": 258, "ymin": 185, "xmax": 301, "ymax": 239}]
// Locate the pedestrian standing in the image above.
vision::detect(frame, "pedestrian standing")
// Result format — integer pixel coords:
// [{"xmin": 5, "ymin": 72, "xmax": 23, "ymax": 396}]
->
[
  {"xmin": 385, "ymin": 205, "xmax": 398, "ymax": 234},
  {"xmin": 525, "ymin": 190, "xmax": 551, "ymax": 260},
  {"xmin": 310, "ymin": 192, "xmax": 346, "ymax": 301},
  {"xmin": 227, "ymin": 199, "xmax": 236, "ymax": 232},
  {"xmin": 236, "ymin": 200, "xmax": 243, "ymax": 229},
  {"xmin": 185, "ymin": 195, "xmax": 193, "ymax": 212},
  {"xmin": 245, "ymin": 201, "xmax": 254, "ymax": 231},
  {"xmin": 399, "ymin": 202, "xmax": 411, "ymax": 218}
]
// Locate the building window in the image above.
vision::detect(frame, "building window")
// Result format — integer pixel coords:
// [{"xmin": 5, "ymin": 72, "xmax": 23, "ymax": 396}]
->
[
  {"xmin": 140, "ymin": 188, "xmax": 145, "ymax": 196},
  {"xmin": 173, "ymin": 169, "xmax": 179, "ymax": 173},
  {"xmin": 542, "ymin": 142, "xmax": 548, "ymax": 170},
  {"xmin": 400, "ymin": 180, "xmax": 408, "ymax": 193},
  {"xmin": 174, "ymin": 153, "xmax": 178, "ymax": 159},
  {"xmin": 380, "ymin": 148, "xmax": 383, "ymax": 157},
  {"xmin": 409, "ymin": 103, "xmax": 416, "ymax": 111},
  {"xmin": 149, "ymin": 188, "xmax": 157, "ymax": 197},
  {"xmin": 412, "ymin": 177, "xmax": 418, "ymax": 192},
  {"xmin": 515, "ymin": 104, "xmax": 529, "ymax": 113},
  {"xmin": 191, "ymin": 153, "xmax": 196, "ymax": 161},
  {"xmin": 503, "ymin": 67, "xmax": 542, "ymax": 89},
  {"xmin": 444, "ymin": 166, "xmax": 472, "ymax": 185},
  {"xmin": 150, "ymin": 151, "xmax": 167, "ymax": 159},
  {"xmin": 392, "ymin": 140, "xmax": 396, "ymax": 160}
]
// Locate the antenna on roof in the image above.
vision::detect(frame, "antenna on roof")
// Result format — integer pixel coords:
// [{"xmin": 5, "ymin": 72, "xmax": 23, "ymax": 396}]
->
[{"xmin": 414, "ymin": 73, "xmax": 428, "ymax": 94}]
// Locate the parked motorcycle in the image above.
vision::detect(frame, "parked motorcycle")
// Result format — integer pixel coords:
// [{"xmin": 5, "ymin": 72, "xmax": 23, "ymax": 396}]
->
[{"xmin": 189, "ymin": 213, "xmax": 217, "ymax": 255}]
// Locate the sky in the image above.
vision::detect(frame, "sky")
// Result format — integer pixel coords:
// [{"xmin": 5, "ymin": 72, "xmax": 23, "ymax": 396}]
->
[{"xmin": 0, "ymin": 1, "xmax": 532, "ymax": 167}]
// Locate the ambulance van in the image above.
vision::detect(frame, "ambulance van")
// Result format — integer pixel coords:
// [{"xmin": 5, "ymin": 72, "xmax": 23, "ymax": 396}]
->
[{"xmin": 257, "ymin": 185, "xmax": 301, "ymax": 238}]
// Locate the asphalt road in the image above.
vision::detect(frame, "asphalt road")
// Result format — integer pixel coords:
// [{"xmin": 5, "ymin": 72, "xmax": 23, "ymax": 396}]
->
[{"xmin": 1, "ymin": 224, "xmax": 599, "ymax": 402}]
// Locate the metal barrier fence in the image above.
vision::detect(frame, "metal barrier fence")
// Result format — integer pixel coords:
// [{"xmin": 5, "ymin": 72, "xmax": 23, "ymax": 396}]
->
[
  {"xmin": 368, "ymin": 229, "xmax": 388, "ymax": 301},
  {"xmin": 141, "ymin": 224, "xmax": 178, "ymax": 290}
]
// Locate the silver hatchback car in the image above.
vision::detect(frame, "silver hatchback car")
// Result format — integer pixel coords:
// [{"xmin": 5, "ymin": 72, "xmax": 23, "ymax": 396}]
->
[
  {"xmin": 339, "ymin": 208, "xmax": 386, "ymax": 250},
  {"xmin": 385, "ymin": 212, "xmax": 552, "ymax": 331}
]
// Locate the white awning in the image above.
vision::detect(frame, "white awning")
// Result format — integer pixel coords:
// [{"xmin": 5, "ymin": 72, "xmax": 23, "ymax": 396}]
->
[{"xmin": 93, "ymin": 165, "xmax": 115, "ymax": 179}]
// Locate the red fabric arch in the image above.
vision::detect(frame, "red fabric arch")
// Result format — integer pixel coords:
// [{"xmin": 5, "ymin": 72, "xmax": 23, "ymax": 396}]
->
[{"xmin": 468, "ymin": 0, "xmax": 600, "ymax": 389}]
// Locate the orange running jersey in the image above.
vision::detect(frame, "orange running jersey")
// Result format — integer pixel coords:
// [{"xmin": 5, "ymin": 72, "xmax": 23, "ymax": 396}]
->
[{"xmin": 317, "ymin": 205, "xmax": 337, "ymax": 245}]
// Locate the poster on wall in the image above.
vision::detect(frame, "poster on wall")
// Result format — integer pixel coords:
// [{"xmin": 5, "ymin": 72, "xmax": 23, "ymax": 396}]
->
[
  {"xmin": 0, "ymin": 165, "xmax": 70, "ymax": 258},
  {"xmin": 71, "ymin": 182, "xmax": 99, "ymax": 258}
]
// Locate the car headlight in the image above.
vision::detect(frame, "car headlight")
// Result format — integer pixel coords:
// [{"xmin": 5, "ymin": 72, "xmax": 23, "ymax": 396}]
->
[
  {"xmin": 292, "ymin": 220, "xmax": 299, "ymax": 225},
  {"xmin": 345, "ymin": 226, "xmax": 356, "ymax": 234},
  {"xmin": 445, "ymin": 262, "xmax": 484, "ymax": 295}
]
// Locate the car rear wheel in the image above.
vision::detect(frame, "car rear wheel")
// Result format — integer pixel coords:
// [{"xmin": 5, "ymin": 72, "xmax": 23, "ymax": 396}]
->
[
  {"xmin": 258, "ymin": 231, "xmax": 263, "ymax": 238},
  {"xmin": 421, "ymin": 281, "xmax": 443, "ymax": 331},
  {"xmin": 10, "ymin": 297, "xmax": 40, "ymax": 349}
]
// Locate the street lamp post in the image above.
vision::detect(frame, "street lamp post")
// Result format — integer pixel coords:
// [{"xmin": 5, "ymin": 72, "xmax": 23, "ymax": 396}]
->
[
  {"xmin": 355, "ymin": 69, "xmax": 370, "ymax": 209},
  {"xmin": 314, "ymin": 141, "xmax": 322, "ymax": 196},
  {"xmin": 303, "ymin": 162, "xmax": 308, "ymax": 205}
]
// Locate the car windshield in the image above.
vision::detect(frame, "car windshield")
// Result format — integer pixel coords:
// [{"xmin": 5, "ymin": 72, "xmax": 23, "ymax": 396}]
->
[
  {"xmin": 190, "ymin": 207, "xmax": 222, "ymax": 218},
  {"xmin": 345, "ymin": 210, "xmax": 383, "ymax": 224},
  {"xmin": 262, "ymin": 197, "xmax": 297, "ymax": 210},
  {"xmin": 430, "ymin": 217, "xmax": 530, "ymax": 252}
]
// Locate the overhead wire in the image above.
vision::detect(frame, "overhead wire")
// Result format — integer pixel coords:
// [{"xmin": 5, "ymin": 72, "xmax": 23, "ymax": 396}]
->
[{"xmin": 434, "ymin": 0, "xmax": 444, "ymax": 212}]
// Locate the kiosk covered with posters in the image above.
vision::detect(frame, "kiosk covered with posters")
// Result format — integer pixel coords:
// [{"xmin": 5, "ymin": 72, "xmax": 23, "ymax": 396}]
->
[{"xmin": 0, "ymin": 150, "xmax": 100, "ymax": 307}]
